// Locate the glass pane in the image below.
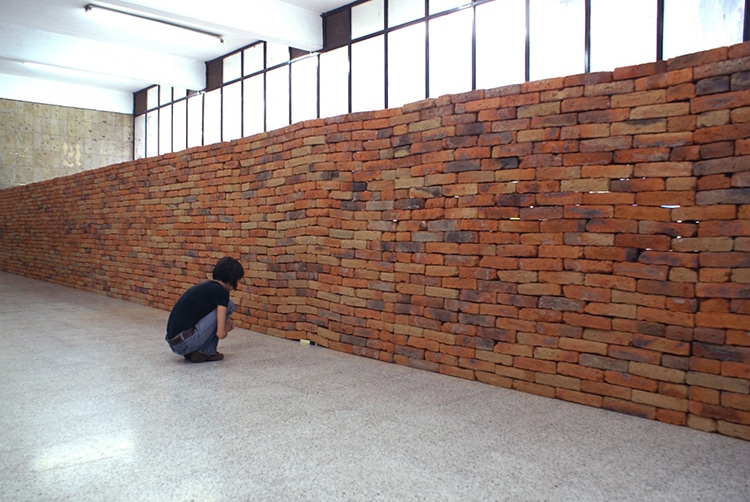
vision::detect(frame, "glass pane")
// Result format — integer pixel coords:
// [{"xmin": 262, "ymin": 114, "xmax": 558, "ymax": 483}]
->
[
  {"xmin": 476, "ymin": 0, "xmax": 526, "ymax": 89},
  {"xmin": 388, "ymin": 22, "xmax": 425, "ymax": 108},
  {"xmin": 663, "ymin": 0, "xmax": 745, "ymax": 59},
  {"xmin": 590, "ymin": 0, "xmax": 656, "ymax": 71},
  {"xmin": 267, "ymin": 42, "xmax": 290, "ymax": 68},
  {"xmin": 243, "ymin": 75, "xmax": 265, "ymax": 137},
  {"xmin": 267, "ymin": 65, "xmax": 290, "ymax": 131},
  {"xmin": 173, "ymin": 100, "xmax": 187, "ymax": 153},
  {"xmin": 187, "ymin": 94, "xmax": 203, "ymax": 148},
  {"xmin": 134, "ymin": 114, "xmax": 146, "ymax": 160},
  {"xmin": 223, "ymin": 52, "xmax": 242, "ymax": 83},
  {"xmin": 352, "ymin": 35, "xmax": 385, "ymax": 113},
  {"xmin": 244, "ymin": 43, "xmax": 265, "ymax": 75},
  {"xmin": 388, "ymin": 0, "xmax": 424, "ymax": 27},
  {"xmin": 292, "ymin": 56, "xmax": 318, "ymax": 124},
  {"xmin": 430, "ymin": 0, "xmax": 469, "ymax": 15},
  {"xmin": 147, "ymin": 86, "xmax": 159, "ymax": 110},
  {"xmin": 353, "ymin": 0, "xmax": 385, "ymax": 39},
  {"xmin": 159, "ymin": 86, "xmax": 172, "ymax": 106},
  {"xmin": 429, "ymin": 9, "xmax": 472, "ymax": 98},
  {"xmin": 203, "ymin": 88, "xmax": 221, "ymax": 145},
  {"xmin": 529, "ymin": 0, "xmax": 585, "ymax": 80},
  {"xmin": 320, "ymin": 46, "xmax": 349, "ymax": 118},
  {"xmin": 159, "ymin": 105, "xmax": 172, "ymax": 155},
  {"xmin": 223, "ymin": 82, "xmax": 242, "ymax": 141},
  {"xmin": 146, "ymin": 110, "xmax": 158, "ymax": 157}
]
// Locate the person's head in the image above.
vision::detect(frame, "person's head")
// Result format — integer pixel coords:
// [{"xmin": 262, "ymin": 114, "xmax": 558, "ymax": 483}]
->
[{"xmin": 212, "ymin": 256, "xmax": 245, "ymax": 290}]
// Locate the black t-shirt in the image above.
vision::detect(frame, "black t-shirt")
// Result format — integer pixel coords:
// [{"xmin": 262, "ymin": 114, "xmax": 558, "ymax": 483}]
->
[{"xmin": 166, "ymin": 281, "xmax": 230, "ymax": 339}]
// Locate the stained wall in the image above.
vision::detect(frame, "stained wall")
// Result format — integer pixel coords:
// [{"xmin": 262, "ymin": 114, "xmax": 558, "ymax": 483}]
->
[{"xmin": 0, "ymin": 98, "xmax": 133, "ymax": 189}]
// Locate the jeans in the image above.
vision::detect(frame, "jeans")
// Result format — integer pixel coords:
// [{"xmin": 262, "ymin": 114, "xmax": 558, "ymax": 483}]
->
[{"xmin": 167, "ymin": 301, "xmax": 235, "ymax": 356}]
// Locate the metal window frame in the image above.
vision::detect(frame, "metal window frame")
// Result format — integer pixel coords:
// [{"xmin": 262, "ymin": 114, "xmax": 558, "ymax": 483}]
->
[{"xmin": 134, "ymin": 0, "xmax": 750, "ymax": 160}]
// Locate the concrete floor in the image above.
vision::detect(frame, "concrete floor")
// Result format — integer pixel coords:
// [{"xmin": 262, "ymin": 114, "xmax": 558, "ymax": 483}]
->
[{"xmin": 1, "ymin": 271, "xmax": 749, "ymax": 502}]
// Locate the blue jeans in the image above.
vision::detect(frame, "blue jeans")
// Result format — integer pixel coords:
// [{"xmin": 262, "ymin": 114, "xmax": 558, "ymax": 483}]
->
[{"xmin": 167, "ymin": 301, "xmax": 235, "ymax": 356}]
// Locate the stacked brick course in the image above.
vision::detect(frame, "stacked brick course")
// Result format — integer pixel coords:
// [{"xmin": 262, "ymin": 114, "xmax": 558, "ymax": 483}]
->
[{"xmin": 1, "ymin": 42, "xmax": 749, "ymax": 440}]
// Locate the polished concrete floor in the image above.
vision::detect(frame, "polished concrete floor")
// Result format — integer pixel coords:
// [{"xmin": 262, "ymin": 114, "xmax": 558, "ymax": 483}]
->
[{"xmin": 1, "ymin": 271, "xmax": 749, "ymax": 501}]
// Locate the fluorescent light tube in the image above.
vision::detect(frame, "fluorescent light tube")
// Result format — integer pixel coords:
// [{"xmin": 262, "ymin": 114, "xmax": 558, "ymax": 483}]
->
[{"xmin": 84, "ymin": 3, "xmax": 224, "ymax": 48}]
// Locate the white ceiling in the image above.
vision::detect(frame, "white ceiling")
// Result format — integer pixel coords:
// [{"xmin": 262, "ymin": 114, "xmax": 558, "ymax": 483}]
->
[{"xmin": 0, "ymin": 0, "xmax": 353, "ymax": 113}]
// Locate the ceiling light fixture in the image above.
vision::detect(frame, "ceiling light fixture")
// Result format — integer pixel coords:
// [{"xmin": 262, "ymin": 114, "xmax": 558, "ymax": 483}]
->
[{"xmin": 84, "ymin": 3, "xmax": 224, "ymax": 47}]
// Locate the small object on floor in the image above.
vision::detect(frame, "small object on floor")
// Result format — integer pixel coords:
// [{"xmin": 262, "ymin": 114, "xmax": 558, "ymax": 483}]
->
[{"xmin": 184, "ymin": 351, "xmax": 224, "ymax": 363}]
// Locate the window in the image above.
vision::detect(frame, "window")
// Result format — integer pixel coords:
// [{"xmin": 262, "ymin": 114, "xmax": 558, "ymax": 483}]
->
[
  {"xmin": 388, "ymin": 0, "xmax": 424, "ymax": 27},
  {"xmin": 352, "ymin": 35, "xmax": 385, "ymax": 112},
  {"xmin": 243, "ymin": 75, "xmax": 264, "ymax": 137},
  {"xmin": 147, "ymin": 86, "xmax": 159, "ymax": 110},
  {"xmin": 244, "ymin": 44, "xmax": 264, "ymax": 76},
  {"xmin": 172, "ymin": 100, "xmax": 187, "ymax": 153},
  {"xmin": 159, "ymin": 105, "xmax": 172, "ymax": 155},
  {"xmin": 590, "ymin": 0, "xmax": 657, "ymax": 71},
  {"xmin": 663, "ymin": 0, "xmax": 745, "ymax": 59},
  {"xmin": 187, "ymin": 93, "xmax": 203, "ymax": 149},
  {"xmin": 266, "ymin": 42, "xmax": 290, "ymax": 67},
  {"xmin": 266, "ymin": 66, "xmax": 290, "ymax": 131},
  {"xmin": 223, "ymin": 52, "xmax": 242, "ymax": 83},
  {"xmin": 134, "ymin": 114, "xmax": 146, "ymax": 159},
  {"xmin": 146, "ymin": 110, "xmax": 158, "ymax": 157},
  {"xmin": 320, "ymin": 46, "xmax": 349, "ymax": 117},
  {"xmin": 203, "ymin": 89, "xmax": 221, "ymax": 146},
  {"xmin": 352, "ymin": 0, "xmax": 384, "ymax": 39},
  {"xmin": 530, "ymin": 0, "xmax": 586, "ymax": 81},
  {"xmin": 429, "ymin": 9, "xmax": 473, "ymax": 98},
  {"xmin": 476, "ymin": 0, "xmax": 526, "ymax": 88},
  {"xmin": 292, "ymin": 56, "xmax": 319, "ymax": 123},
  {"xmin": 388, "ymin": 22, "xmax": 426, "ymax": 108},
  {"xmin": 222, "ymin": 82, "xmax": 242, "ymax": 142},
  {"xmin": 430, "ymin": 0, "xmax": 469, "ymax": 15}
]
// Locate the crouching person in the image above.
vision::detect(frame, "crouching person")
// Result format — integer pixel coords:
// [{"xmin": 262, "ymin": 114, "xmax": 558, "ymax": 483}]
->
[{"xmin": 165, "ymin": 257, "xmax": 245, "ymax": 363}]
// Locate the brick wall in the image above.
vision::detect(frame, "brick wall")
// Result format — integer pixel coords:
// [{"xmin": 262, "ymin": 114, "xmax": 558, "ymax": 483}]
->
[{"xmin": 1, "ymin": 42, "xmax": 749, "ymax": 440}]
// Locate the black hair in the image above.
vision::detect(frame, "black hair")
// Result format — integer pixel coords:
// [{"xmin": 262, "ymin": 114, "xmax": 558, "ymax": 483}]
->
[{"xmin": 212, "ymin": 257, "xmax": 245, "ymax": 289}]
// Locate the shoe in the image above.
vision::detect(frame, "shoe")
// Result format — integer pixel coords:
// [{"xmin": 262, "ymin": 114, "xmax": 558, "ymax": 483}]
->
[{"xmin": 185, "ymin": 351, "xmax": 224, "ymax": 363}]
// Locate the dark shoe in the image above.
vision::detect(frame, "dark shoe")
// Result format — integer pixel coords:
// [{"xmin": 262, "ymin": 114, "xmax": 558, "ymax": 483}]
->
[{"xmin": 185, "ymin": 351, "xmax": 224, "ymax": 363}]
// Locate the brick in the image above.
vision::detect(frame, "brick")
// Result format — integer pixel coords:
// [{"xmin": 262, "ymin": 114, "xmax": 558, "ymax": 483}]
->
[
  {"xmin": 632, "ymin": 334, "xmax": 690, "ymax": 355},
  {"xmin": 717, "ymin": 421, "xmax": 750, "ymax": 441},
  {"xmin": 562, "ymin": 95, "xmax": 611, "ymax": 113},
  {"xmin": 536, "ymin": 373, "xmax": 581, "ymax": 390},
  {"xmin": 605, "ymin": 370, "xmax": 658, "ymax": 392},
  {"xmin": 476, "ymin": 371, "xmax": 513, "ymax": 388},
  {"xmin": 722, "ymin": 392, "xmax": 750, "ymax": 411},
  {"xmin": 631, "ymin": 103, "xmax": 690, "ymax": 119},
  {"xmin": 513, "ymin": 380, "xmax": 556, "ymax": 398},
  {"xmin": 630, "ymin": 362, "xmax": 685, "ymax": 383},
  {"xmin": 687, "ymin": 414, "xmax": 718, "ymax": 433},
  {"xmin": 632, "ymin": 390, "xmax": 688, "ymax": 411},
  {"xmin": 686, "ymin": 372, "xmax": 750, "ymax": 393},
  {"xmin": 695, "ymin": 124, "xmax": 750, "ymax": 144},
  {"xmin": 603, "ymin": 397, "xmax": 656, "ymax": 420},
  {"xmin": 580, "ymin": 353, "xmax": 628, "ymax": 372}
]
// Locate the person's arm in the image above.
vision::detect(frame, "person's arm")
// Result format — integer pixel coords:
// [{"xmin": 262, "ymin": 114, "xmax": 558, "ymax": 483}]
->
[{"xmin": 216, "ymin": 305, "xmax": 229, "ymax": 339}]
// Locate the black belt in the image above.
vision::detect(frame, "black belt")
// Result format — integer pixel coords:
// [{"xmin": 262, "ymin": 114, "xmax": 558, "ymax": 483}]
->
[{"xmin": 168, "ymin": 328, "xmax": 196, "ymax": 347}]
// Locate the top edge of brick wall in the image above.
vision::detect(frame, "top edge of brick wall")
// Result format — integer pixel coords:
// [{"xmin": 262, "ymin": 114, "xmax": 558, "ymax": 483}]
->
[{"xmin": 3, "ymin": 40, "xmax": 750, "ymax": 196}]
